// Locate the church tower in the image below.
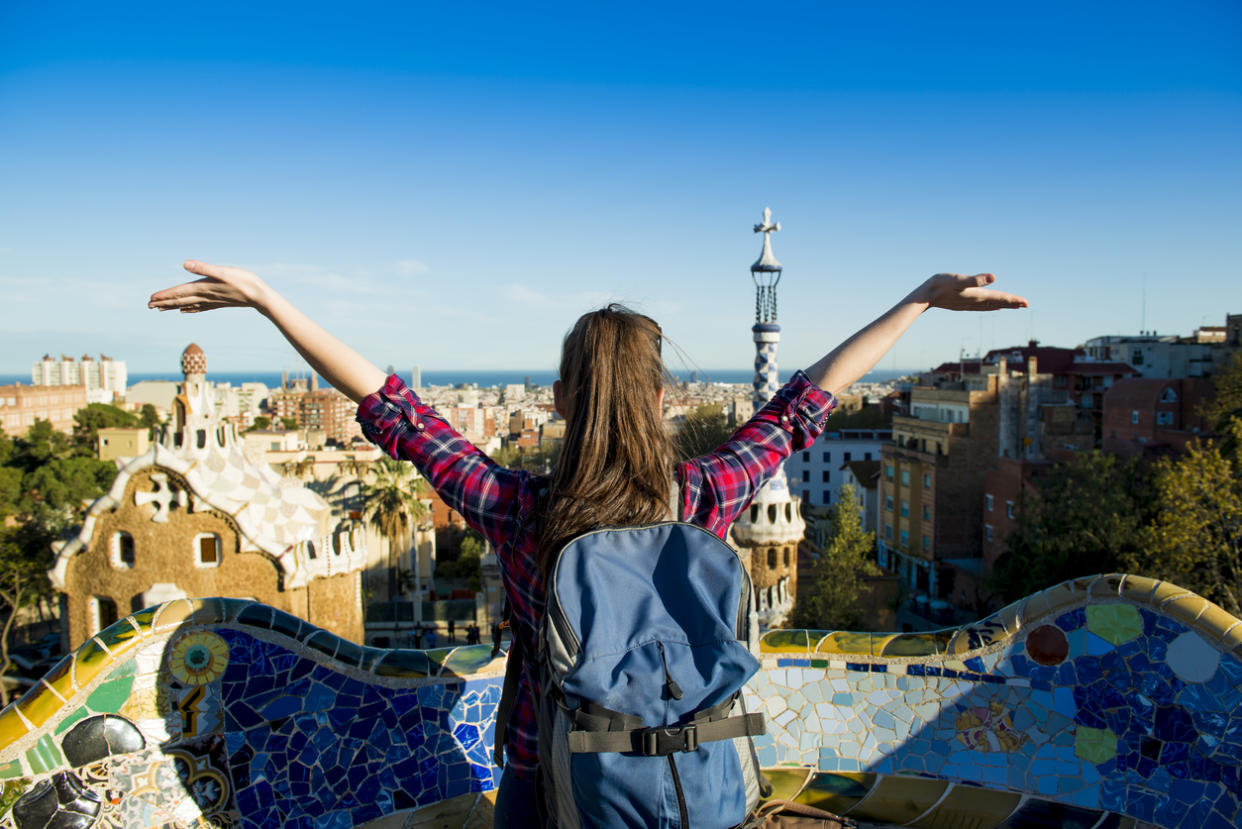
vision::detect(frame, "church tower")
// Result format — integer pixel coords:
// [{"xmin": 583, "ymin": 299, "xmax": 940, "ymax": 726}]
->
[{"xmin": 730, "ymin": 208, "xmax": 805, "ymax": 628}]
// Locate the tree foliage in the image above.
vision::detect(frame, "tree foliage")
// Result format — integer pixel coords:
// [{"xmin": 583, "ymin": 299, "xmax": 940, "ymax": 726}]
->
[
  {"xmin": 992, "ymin": 452, "xmax": 1153, "ymax": 603},
  {"xmin": 789, "ymin": 483, "xmax": 880, "ymax": 631},
  {"xmin": 72, "ymin": 403, "xmax": 138, "ymax": 450},
  {"xmin": 1124, "ymin": 421, "xmax": 1242, "ymax": 614},
  {"xmin": 362, "ymin": 458, "xmax": 430, "ymax": 597},
  {"xmin": 674, "ymin": 403, "xmax": 734, "ymax": 462}
]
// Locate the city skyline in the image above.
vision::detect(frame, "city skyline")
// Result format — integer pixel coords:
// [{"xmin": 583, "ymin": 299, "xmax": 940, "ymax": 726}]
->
[{"xmin": 2, "ymin": 1, "xmax": 1239, "ymax": 374}]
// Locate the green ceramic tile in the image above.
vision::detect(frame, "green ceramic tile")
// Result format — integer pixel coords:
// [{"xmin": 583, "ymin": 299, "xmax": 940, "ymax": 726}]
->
[
  {"xmin": 761, "ymin": 629, "xmax": 810, "ymax": 653},
  {"xmin": 86, "ymin": 675, "xmax": 135, "ymax": 714},
  {"xmin": 0, "ymin": 759, "xmax": 22, "ymax": 780},
  {"xmin": 1086, "ymin": 604, "xmax": 1142, "ymax": 646},
  {"xmin": 24, "ymin": 735, "xmax": 62, "ymax": 774},
  {"xmin": 53, "ymin": 707, "xmax": 90, "ymax": 736},
  {"xmin": 441, "ymin": 645, "xmax": 500, "ymax": 676},
  {"xmin": 1074, "ymin": 726, "xmax": 1117, "ymax": 764}
]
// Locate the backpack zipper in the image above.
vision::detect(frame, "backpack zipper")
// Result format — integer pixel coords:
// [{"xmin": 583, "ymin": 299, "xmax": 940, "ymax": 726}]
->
[{"xmin": 657, "ymin": 641, "xmax": 684, "ymax": 700}]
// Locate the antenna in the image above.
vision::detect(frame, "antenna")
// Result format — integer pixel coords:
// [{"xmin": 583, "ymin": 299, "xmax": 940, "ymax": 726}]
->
[{"xmin": 1141, "ymin": 273, "xmax": 1148, "ymax": 333}]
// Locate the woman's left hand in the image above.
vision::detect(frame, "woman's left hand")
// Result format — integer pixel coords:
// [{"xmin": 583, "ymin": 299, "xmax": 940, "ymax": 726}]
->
[{"xmin": 913, "ymin": 273, "xmax": 1028, "ymax": 312}]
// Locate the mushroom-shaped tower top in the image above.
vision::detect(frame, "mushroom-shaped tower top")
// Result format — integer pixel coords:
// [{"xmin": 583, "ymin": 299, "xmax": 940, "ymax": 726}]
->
[{"xmin": 181, "ymin": 343, "xmax": 207, "ymax": 376}]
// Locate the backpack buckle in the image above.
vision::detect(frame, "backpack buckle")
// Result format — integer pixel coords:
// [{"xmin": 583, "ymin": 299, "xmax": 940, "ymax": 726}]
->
[{"xmin": 640, "ymin": 725, "xmax": 699, "ymax": 756}]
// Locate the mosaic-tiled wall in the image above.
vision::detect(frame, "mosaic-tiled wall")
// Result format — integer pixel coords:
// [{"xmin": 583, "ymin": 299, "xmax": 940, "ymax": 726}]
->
[{"xmin": 0, "ymin": 574, "xmax": 1238, "ymax": 828}]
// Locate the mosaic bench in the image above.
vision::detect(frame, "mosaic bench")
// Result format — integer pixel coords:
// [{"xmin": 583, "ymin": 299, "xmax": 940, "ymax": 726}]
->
[{"xmin": 0, "ymin": 573, "xmax": 1238, "ymax": 828}]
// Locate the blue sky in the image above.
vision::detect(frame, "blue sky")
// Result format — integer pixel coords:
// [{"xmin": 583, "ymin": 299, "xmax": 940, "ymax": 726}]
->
[{"xmin": 1, "ymin": 1, "xmax": 1239, "ymax": 376}]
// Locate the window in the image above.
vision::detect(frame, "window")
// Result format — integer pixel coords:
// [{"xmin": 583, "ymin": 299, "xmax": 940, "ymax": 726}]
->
[
  {"xmin": 111, "ymin": 531, "xmax": 135, "ymax": 569},
  {"xmin": 1131, "ymin": 411, "xmax": 1140, "ymax": 425},
  {"xmin": 900, "ymin": 469, "xmax": 910, "ymax": 486},
  {"xmin": 802, "ymin": 451, "xmax": 810, "ymax": 462},
  {"xmin": 802, "ymin": 490, "xmax": 810, "ymax": 505},
  {"xmin": 196, "ymin": 533, "xmax": 221, "ymax": 567},
  {"xmin": 864, "ymin": 452, "xmax": 872, "ymax": 460},
  {"xmin": 922, "ymin": 534, "xmax": 930, "ymax": 551},
  {"xmin": 985, "ymin": 494, "xmax": 994, "ymax": 511},
  {"xmin": 899, "ymin": 529, "xmax": 909, "ymax": 547},
  {"xmin": 196, "ymin": 429, "xmax": 207, "ymax": 449},
  {"xmin": 900, "ymin": 500, "xmax": 909, "ymax": 518},
  {"xmin": 1006, "ymin": 501, "xmax": 1015, "ymax": 519},
  {"xmin": 885, "ymin": 495, "xmax": 894, "ymax": 511},
  {"xmin": 1160, "ymin": 387, "xmax": 1178, "ymax": 403},
  {"xmin": 923, "ymin": 473, "xmax": 931, "ymax": 488},
  {"xmin": 823, "ymin": 451, "xmax": 831, "ymax": 463},
  {"xmin": 767, "ymin": 549, "xmax": 777, "ymax": 569},
  {"xmin": 1156, "ymin": 411, "xmax": 1174, "ymax": 426},
  {"xmin": 89, "ymin": 596, "xmax": 118, "ymax": 635},
  {"xmin": 985, "ymin": 524, "xmax": 994, "ymax": 542},
  {"xmin": 783, "ymin": 548, "xmax": 791, "ymax": 566},
  {"xmin": 885, "ymin": 464, "xmax": 894, "ymax": 481},
  {"xmin": 922, "ymin": 504, "xmax": 931, "ymax": 521},
  {"xmin": 822, "ymin": 490, "xmax": 831, "ymax": 505},
  {"xmin": 884, "ymin": 524, "xmax": 893, "ymax": 540},
  {"xmin": 821, "ymin": 470, "xmax": 831, "ymax": 483},
  {"xmin": 843, "ymin": 452, "xmax": 852, "ymax": 462}
]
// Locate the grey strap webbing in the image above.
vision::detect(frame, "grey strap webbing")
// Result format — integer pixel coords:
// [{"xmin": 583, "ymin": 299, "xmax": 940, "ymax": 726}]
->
[{"xmin": 567, "ymin": 712, "xmax": 765, "ymax": 755}]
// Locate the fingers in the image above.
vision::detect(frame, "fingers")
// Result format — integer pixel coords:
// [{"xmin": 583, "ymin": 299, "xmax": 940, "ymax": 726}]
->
[{"xmin": 183, "ymin": 260, "xmax": 235, "ymax": 279}]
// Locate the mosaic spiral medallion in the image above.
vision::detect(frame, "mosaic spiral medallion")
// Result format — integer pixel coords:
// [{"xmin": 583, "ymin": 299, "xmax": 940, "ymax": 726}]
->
[{"xmin": 167, "ymin": 631, "xmax": 229, "ymax": 686}]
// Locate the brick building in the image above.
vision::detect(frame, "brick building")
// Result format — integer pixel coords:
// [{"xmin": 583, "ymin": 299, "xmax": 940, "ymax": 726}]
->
[
  {"xmin": 269, "ymin": 384, "xmax": 358, "ymax": 444},
  {"xmin": 0, "ymin": 383, "xmax": 87, "ymax": 435},
  {"xmin": 1101, "ymin": 377, "xmax": 1215, "ymax": 457}
]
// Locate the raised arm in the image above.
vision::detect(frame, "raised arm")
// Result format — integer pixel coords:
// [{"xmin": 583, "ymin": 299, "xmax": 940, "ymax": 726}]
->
[
  {"xmin": 148, "ymin": 260, "xmax": 387, "ymax": 403},
  {"xmin": 805, "ymin": 273, "xmax": 1027, "ymax": 396}
]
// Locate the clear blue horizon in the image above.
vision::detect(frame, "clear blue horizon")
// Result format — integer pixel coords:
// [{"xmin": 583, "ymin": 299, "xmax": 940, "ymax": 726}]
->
[{"xmin": 2, "ymin": 1, "xmax": 1239, "ymax": 374}]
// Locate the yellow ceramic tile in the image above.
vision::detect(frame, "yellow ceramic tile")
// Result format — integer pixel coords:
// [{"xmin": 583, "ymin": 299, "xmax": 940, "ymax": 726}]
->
[
  {"xmin": 1148, "ymin": 579, "xmax": 1189, "ymax": 606},
  {"xmin": 152, "ymin": 599, "xmax": 196, "ymax": 632},
  {"xmin": 14, "ymin": 687, "xmax": 64, "ymax": 729},
  {"xmin": 909, "ymin": 784, "xmax": 1020, "ymax": 828},
  {"xmin": 0, "ymin": 704, "xmax": 31, "ymax": 754},
  {"xmin": 762, "ymin": 768, "xmax": 812, "ymax": 801},
  {"xmin": 1195, "ymin": 603, "xmax": 1241, "ymax": 641},
  {"xmin": 793, "ymin": 771, "xmax": 875, "ymax": 815},
  {"xmin": 1018, "ymin": 591, "xmax": 1053, "ymax": 626},
  {"xmin": 405, "ymin": 791, "xmax": 483, "ymax": 827},
  {"xmin": 845, "ymin": 775, "xmax": 948, "ymax": 825},
  {"xmin": 1118, "ymin": 574, "xmax": 1159, "ymax": 604},
  {"xmin": 40, "ymin": 656, "xmax": 76, "ymax": 701},
  {"xmin": 1041, "ymin": 581, "xmax": 1084, "ymax": 616},
  {"xmin": 814, "ymin": 632, "xmax": 874, "ymax": 656},
  {"xmin": 1163, "ymin": 595, "xmax": 1207, "ymax": 629},
  {"xmin": 993, "ymin": 602, "xmax": 1022, "ymax": 636},
  {"xmin": 1219, "ymin": 622, "xmax": 1242, "ymax": 650},
  {"xmin": 880, "ymin": 634, "xmax": 948, "ymax": 658},
  {"xmin": 71, "ymin": 639, "xmax": 115, "ymax": 689},
  {"xmin": 759, "ymin": 629, "xmax": 810, "ymax": 654},
  {"xmin": 1087, "ymin": 574, "xmax": 1125, "ymax": 598},
  {"xmin": 95, "ymin": 618, "xmax": 143, "ymax": 659}
]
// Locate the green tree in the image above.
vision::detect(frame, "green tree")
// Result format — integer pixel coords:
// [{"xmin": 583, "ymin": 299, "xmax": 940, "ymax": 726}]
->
[
  {"xmin": 72, "ymin": 403, "xmax": 138, "ymax": 451},
  {"xmin": 789, "ymin": 483, "xmax": 880, "ymax": 630},
  {"xmin": 280, "ymin": 417, "xmax": 298, "ymax": 430},
  {"xmin": 1125, "ymin": 423, "xmax": 1242, "ymax": 614},
  {"xmin": 992, "ymin": 452, "xmax": 1153, "ymax": 603},
  {"xmin": 247, "ymin": 415, "xmax": 272, "ymax": 432},
  {"xmin": 0, "ymin": 528, "xmax": 49, "ymax": 706},
  {"xmin": 437, "ymin": 530, "xmax": 484, "ymax": 592},
  {"xmin": 1202, "ymin": 353, "xmax": 1242, "ymax": 454},
  {"xmin": 363, "ymin": 458, "xmax": 430, "ymax": 597},
  {"xmin": 674, "ymin": 403, "xmax": 734, "ymax": 461},
  {"xmin": 139, "ymin": 403, "xmax": 161, "ymax": 439},
  {"xmin": 10, "ymin": 420, "xmax": 72, "ymax": 471}
]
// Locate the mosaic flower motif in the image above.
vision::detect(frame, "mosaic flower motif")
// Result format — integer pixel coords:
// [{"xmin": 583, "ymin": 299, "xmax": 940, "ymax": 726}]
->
[
  {"xmin": 168, "ymin": 632, "xmax": 230, "ymax": 686},
  {"xmin": 954, "ymin": 700, "xmax": 1025, "ymax": 752}
]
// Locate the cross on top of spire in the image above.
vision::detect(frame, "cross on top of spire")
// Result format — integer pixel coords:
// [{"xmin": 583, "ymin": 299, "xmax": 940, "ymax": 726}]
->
[{"xmin": 751, "ymin": 207, "xmax": 782, "ymax": 274}]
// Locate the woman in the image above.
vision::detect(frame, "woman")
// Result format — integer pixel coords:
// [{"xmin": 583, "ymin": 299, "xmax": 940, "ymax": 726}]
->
[{"xmin": 150, "ymin": 261, "xmax": 1026, "ymax": 824}]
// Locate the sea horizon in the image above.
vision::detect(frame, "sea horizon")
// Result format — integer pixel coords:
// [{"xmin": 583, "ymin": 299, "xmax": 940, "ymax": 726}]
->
[{"xmin": 0, "ymin": 367, "xmax": 914, "ymax": 391}]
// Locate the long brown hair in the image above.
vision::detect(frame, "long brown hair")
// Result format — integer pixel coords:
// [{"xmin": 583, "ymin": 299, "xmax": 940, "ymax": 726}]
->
[{"xmin": 537, "ymin": 304, "xmax": 675, "ymax": 575}]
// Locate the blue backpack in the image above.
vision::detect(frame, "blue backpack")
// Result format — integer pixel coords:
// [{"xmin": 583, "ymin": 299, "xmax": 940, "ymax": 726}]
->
[{"xmin": 496, "ymin": 520, "xmax": 768, "ymax": 828}]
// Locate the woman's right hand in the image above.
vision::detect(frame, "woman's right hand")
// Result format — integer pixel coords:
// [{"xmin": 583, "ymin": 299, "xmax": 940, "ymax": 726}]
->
[{"xmin": 148, "ymin": 260, "xmax": 273, "ymax": 315}]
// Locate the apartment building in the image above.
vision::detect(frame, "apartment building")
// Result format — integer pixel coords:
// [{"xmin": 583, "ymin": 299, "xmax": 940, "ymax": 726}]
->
[
  {"xmin": 785, "ymin": 428, "xmax": 891, "ymax": 509},
  {"xmin": 32, "ymin": 353, "xmax": 127, "ymax": 404},
  {"xmin": 0, "ymin": 384, "xmax": 87, "ymax": 434}
]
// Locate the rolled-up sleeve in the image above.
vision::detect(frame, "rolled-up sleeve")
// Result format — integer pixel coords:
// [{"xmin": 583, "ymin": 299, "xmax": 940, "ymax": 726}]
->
[
  {"xmin": 357, "ymin": 375, "xmax": 528, "ymax": 550},
  {"xmin": 679, "ymin": 370, "xmax": 836, "ymax": 536}
]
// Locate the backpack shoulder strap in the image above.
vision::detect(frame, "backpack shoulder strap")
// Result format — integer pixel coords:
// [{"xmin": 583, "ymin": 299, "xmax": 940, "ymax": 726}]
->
[{"xmin": 492, "ymin": 601, "xmax": 522, "ymax": 767}]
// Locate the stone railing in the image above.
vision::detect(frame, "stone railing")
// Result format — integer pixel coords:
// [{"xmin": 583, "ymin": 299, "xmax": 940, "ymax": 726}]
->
[{"xmin": 0, "ymin": 574, "xmax": 1237, "ymax": 828}]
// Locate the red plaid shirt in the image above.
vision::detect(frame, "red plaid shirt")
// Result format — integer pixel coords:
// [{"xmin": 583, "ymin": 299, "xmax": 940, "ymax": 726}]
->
[{"xmin": 357, "ymin": 371, "xmax": 836, "ymax": 781}]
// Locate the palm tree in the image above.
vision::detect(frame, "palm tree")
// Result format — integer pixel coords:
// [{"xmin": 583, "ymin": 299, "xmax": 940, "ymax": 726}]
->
[{"xmin": 362, "ymin": 458, "xmax": 430, "ymax": 599}]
